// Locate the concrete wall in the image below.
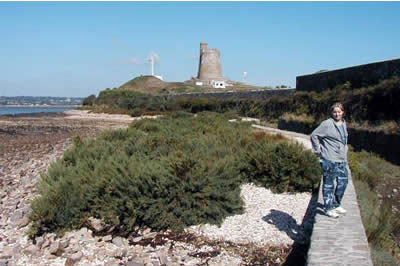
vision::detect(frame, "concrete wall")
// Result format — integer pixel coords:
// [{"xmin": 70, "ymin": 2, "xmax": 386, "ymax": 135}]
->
[{"xmin": 297, "ymin": 58, "xmax": 400, "ymax": 92}]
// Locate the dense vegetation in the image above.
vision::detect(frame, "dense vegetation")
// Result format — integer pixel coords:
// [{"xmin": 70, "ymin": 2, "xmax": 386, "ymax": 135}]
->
[
  {"xmin": 81, "ymin": 76, "xmax": 400, "ymax": 265},
  {"xmin": 83, "ymin": 76, "xmax": 400, "ymax": 127},
  {"xmin": 349, "ymin": 151, "xmax": 400, "ymax": 266},
  {"xmin": 28, "ymin": 112, "xmax": 321, "ymax": 238}
]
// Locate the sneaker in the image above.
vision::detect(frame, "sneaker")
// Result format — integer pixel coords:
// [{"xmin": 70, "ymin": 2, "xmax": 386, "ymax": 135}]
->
[
  {"xmin": 334, "ymin": 206, "xmax": 347, "ymax": 214},
  {"xmin": 326, "ymin": 209, "xmax": 340, "ymax": 218}
]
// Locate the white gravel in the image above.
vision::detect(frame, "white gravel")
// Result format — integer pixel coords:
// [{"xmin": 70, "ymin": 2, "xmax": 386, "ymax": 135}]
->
[{"xmin": 188, "ymin": 183, "xmax": 312, "ymax": 246}]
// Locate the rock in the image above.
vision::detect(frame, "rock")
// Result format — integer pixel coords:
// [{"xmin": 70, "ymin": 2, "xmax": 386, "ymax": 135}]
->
[
  {"xmin": 0, "ymin": 246, "xmax": 13, "ymax": 259},
  {"xmin": 105, "ymin": 248, "xmax": 118, "ymax": 257},
  {"xmin": 393, "ymin": 188, "xmax": 398, "ymax": 193},
  {"xmin": 121, "ymin": 248, "xmax": 128, "ymax": 257},
  {"xmin": 95, "ymin": 241, "xmax": 105, "ymax": 248},
  {"xmin": 78, "ymin": 227, "xmax": 92, "ymax": 238},
  {"xmin": 41, "ymin": 238, "xmax": 51, "ymax": 249},
  {"xmin": 156, "ymin": 249, "xmax": 168, "ymax": 265},
  {"xmin": 10, "ymin": 210, "xmax": 23, "ymax": 222},
  {"xmin": 103, "ymin": 235, "xmax": 112, "ymax": 242},
  {"xmin": 88, "ymin": 217, "xmax": 105, "ymax": 232},
  {"xmin": 104, "ymin": 258, "xmax": 120, "ymax": 266},
  {"xmin": 70, "ymin": 251, "xmax": 83, "ymax": 261},
  {"xmin": 152, "ymin": 261, "xmax": 161, "ymax": 266},
  {"xmin": 126, "ymin": 260, "xmax": 145, "ymax": 266},
  {"xmin": 45, "ymin": 254, "xmax": 57, "ymax": 260},
  {"xmin": 142, "ymin": 228, "xmax": 152, "ymax": 235},
  {"xmin": 49, "ymin": 241, "xmax": 63, "ymax": 256},
  {"xmin": 112, "ymin": 236, "xmax": 127, "ymax": 247},
  {"xmin": 23, "ymin": 244, "xmax": 40, "ymax": 255},
  {"xmin": 18, "ymin": 216, "xmax": 30, "ymax": 228},
  {"xmin": 1, "ymin": 244, "xmax": 21, "ymax": 259},
  {"xmin": 60, "ymin": 239, "xmax": 70, "ymax": 249},
  {"xmin": 20, "ymin": 205, "xmax": 31, "ymax": 216},
  {"xmin": 143, "ymin": 232, "xmax": 158, "ymax": 239},
  {"xmin": 132, "ymin": 236, "xmax": 143, "ymax": 242},
  {"xmin": 46, "ymin": 233, "xmax": 57, "ymax": 242},
  {"xmin": 64, "ymin": 258, "xmax": 76, "ymax": 266},
  {"xmin": 7, "ymin": 238, "xmax": 17, "ymax": 244},
  {"xmin": 35, "ymin": 236, "xmax": 44, "ymax": 248},
  {"xmin": 185, "ymin": 258, "xmax": 200, "ymax": 266}
]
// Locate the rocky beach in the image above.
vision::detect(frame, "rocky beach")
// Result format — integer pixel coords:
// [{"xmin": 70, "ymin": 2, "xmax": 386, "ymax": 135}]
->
[{"xmin": 0, "ymin": 110, "xmax": 315, "ymax": 266}]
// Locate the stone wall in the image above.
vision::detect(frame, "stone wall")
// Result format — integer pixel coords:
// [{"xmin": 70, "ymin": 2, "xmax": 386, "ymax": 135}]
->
[
  {"xmin": 297, "ymin": 58, "xmax": 400, "ymax": 92},
  {"xmin": 168, "ymin": 89, "xmax": 295, "ymax": 101}
]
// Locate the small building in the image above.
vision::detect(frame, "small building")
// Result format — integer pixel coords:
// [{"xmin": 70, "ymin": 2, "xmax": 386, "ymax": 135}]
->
[{"xmin": 211, "ymin": 80, "xmax": 226, "ymax": 89}]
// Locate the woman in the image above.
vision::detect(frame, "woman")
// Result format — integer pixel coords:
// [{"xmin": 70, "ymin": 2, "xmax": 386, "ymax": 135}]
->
[{"xmin": 311, "ymin": 102, "xmax": 350, "ymax": 218}]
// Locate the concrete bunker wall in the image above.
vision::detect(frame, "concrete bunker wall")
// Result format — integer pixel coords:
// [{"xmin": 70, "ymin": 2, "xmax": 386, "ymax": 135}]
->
[{"xmin": 296, "ymin": 58, "xmax": 400, "ymax": 92}]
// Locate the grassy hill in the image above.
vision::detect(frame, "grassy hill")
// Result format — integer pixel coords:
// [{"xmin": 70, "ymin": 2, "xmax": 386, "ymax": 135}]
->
[
  {"xmin": 118, "ymin": 75, "xmax": 264, "ymax": 94},
  {"xmin": 119, "ymin": 76, "xmax": 203, "ymax": 94}
]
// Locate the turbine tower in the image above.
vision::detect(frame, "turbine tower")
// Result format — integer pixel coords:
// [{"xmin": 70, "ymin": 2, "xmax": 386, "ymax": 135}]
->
[
  {"xmin": 243, "ymin": 72, "xmax": 248, "ymax": 83},
  {"xmin": 148, "ymin": 52, "xmax": 159, "ymax": 76}
]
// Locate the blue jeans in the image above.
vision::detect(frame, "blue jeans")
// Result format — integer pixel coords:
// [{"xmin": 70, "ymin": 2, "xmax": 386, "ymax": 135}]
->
[{"xmin": 321, "ymin": 159, "xmax": 349, "ymax": 211}]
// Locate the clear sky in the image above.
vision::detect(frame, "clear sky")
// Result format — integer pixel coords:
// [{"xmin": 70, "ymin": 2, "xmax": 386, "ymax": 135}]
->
[{"xmin": 1, "ymin": 1, "xmax": 399, "ymax": 97}]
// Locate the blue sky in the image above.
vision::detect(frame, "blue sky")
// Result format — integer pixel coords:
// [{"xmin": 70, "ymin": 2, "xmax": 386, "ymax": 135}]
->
[{"xmin": 0, "ymin": 2, "xmax": 399, "ymax": 97}]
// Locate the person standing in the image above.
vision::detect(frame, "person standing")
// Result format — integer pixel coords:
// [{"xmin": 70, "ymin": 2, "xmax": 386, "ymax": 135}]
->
[{"xmin": 311, "ymin": 102, "xmax": 350, "ymax": 218}]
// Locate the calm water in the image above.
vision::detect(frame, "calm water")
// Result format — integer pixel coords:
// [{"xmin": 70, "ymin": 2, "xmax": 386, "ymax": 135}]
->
[{"xmin": 0, "ymin": 106, "xmax": 76, "ymax": 116}]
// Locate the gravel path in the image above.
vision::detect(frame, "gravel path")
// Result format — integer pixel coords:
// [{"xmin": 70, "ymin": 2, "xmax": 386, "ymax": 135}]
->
[{"xmin": 188, "ymin": 183, "xmax": 312, "ymax": 246}]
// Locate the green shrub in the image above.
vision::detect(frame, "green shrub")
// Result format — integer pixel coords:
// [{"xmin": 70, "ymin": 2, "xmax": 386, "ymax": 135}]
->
[
  {"xmin": 240, "ymin": 141, "xmax": 321, "ymax": 193},
  {"xmin": 130, "ymin": 108, "xmax": 144, "ymax": 117},
  {"xmin": 371, "ymin": 247, "xmax": 399, "ymax": 266},
  {"xmin": 29, "ymin": 112, "xmax": 320, "ymax": 238},
  {"xmin": 82, "ymin": 94, "xmax": 96, "ymax": 106},
  {"xmin": 350, "ymin": 151, "xmax": 400, "ymax": 190}
]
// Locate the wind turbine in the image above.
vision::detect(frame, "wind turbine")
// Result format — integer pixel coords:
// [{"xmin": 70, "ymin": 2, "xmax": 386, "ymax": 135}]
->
[{"xmin": 148, "ymin": 52, "xmax": 160, "ymax": 76}]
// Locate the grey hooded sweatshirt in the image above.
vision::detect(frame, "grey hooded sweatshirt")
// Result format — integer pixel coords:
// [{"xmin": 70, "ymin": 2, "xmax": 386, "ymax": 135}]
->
[{"xmin": 310, "ymin": 118, "xmax": 348, "ymax": 162}]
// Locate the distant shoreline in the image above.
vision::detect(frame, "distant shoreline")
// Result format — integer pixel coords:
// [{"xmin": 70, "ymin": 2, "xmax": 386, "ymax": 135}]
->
[{"xmin": 0, "ymin": 105, "xmax": 81, "ymax": 108}]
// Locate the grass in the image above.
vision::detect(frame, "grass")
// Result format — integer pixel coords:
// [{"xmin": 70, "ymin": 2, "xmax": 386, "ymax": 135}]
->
[{"xmin": 349, "ymin": 150, "xmax": 400, "ymax": 265}]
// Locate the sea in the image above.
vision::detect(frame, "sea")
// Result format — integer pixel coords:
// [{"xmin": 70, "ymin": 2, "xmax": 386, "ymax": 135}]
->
[{"xmin": 0, "ymin": 106, "xmax": 76, "ymax": 116}]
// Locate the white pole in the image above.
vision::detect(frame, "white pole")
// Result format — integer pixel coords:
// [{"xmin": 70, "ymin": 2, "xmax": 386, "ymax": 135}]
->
[{"xmin": 151, "ymin": 56, "xmax": 154, "ymax": 76}]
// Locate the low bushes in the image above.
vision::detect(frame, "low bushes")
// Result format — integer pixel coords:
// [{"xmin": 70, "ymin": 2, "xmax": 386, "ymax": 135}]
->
[
  {"xmin": 349, "ymin": 151, "xmax": 400, "ymax": 265},
  {"xmin": 28, "ymin": 112, "xmax": 321, "ymax": 238},
  {"xmin": 240, "ymin": 140, "xmax": 321, "ymax": 193}
]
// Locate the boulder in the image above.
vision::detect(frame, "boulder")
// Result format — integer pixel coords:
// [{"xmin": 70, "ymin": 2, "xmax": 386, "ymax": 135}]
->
[
  {"xmin": 23, "ymin": 244, "xmax": 40, "ymax": 256},
  {"xmin": 112, "ymin": 236, "xmax": 127, "ymax": 247},
  {"xmin": 88, "ymin": 217, "xmax": 105, "ymax": 232},
  {"xmin": 49, "ymin": 241, "xmax": 63, "ymax": 256}
]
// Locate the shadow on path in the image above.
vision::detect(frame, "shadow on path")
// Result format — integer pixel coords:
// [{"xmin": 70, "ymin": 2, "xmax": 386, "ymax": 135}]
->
[{"xmin": 264, "ymin": 185, "xmax": 320, "ymax": 266}]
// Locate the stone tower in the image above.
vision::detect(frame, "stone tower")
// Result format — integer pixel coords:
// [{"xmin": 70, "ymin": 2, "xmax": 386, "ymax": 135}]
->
[{"xmin": 197, "ymin": 41, "xmax": 223, "ymax": 81}]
